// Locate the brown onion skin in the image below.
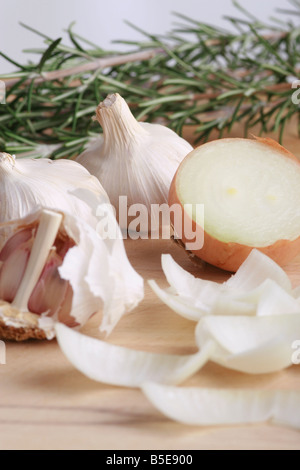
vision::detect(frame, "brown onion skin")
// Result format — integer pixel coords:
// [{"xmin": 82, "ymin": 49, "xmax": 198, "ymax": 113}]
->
[{"xmin": 169, "ymin": 137, "xmax": 300, "ymax": 272}]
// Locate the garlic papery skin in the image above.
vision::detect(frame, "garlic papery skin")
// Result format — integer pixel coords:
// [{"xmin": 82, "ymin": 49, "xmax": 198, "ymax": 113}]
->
[
  {"xmin": 76, "ymin": 93, "xmax": 193, "ymax": 231},
  {"xmin": 0, "ymin": 207, "xmax": 144, "ymax": 341},
  {"xmin": 0, "ymin": 152, "xmax": 109, "ymax": 245},
  {"xmin": 10, "ymin": 143, "xmax": 62, "ymax": 159}
]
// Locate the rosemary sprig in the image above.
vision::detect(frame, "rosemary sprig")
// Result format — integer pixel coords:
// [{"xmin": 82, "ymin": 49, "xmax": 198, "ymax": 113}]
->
[{"xmin": 0, "ymin": 1, "xmax": 299, "ymax": 158}]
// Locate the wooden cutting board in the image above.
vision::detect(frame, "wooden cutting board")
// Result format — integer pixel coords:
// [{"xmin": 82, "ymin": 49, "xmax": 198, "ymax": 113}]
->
[{"xmin": 0, "ymin": 122, "xmax": 299, "ymax": 450}]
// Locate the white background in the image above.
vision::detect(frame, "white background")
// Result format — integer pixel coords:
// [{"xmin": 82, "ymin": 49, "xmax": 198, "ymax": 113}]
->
[{"xmin": 0, "ymin": 0, "xmax": 292, "ymax": 73}]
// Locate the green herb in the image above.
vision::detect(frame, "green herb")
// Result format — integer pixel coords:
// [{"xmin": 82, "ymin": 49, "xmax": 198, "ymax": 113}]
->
[{"xmin": 0, "ymin": 0, "xmax": 299, "ymax": 158}]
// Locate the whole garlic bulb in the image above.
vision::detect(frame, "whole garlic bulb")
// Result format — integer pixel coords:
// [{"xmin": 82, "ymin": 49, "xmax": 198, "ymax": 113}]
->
[
  {"xmin": 76, "ymin": 94, "xmax": 193, "ymax": 229},
  {"xmin": 0, "ymin": 206, "xmax": 144, "ymax": 341},
  {"xmin": 0, "ymin": 152, "xmax": 109, "ymax": 237}
]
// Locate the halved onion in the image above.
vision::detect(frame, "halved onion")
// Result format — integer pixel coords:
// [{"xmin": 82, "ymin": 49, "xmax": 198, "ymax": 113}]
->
[
  {"xmin": 55, "ymin": 323, "xmax": 214, "ymax": 387},
  {"xmin": 169, "ymin": 137, "xmax": 300, "ymax": 271},
  {"xmin": 142, "ymin": 382, "xmax": 300, "ymax": 429}
]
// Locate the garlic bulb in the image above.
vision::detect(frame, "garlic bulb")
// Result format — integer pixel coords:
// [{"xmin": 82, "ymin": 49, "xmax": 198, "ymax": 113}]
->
[
  {"xmin": 76, "ymin": 93, "xmax": 193, "ymax": 230},
  {"xmin": 0, "ymin": 152, "xmax": 109, "ymax": 241},
  {"xmin": 0, "ymin": 207, "xmax": 144, "ymax": 341}
]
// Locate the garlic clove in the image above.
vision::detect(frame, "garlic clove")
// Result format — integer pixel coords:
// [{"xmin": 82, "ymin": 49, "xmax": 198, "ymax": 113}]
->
[
  {"xmin": 0, "ymin": 206, "xmax": 144, "ymax": 340},
  {"xmin": 77, "ymin": 93, "xmax": 193, "ymax": 230},
  {"xmin": 58, "ymin": 284, "xmax": 78, "ymax": 328},
  {"xmin": 28, "ymin": 251, "xmax": 71, "ymax": 318},
  {"xmin": 12, "ymin": 210, "xmax": 63, "ymax": 313},
  {"xmin": 0, "ymin": 227, "xmax": 34, "ymax": 262},
  {"xmin": 0, "ymin": 239, "xmax": 32, "ymax": 303},
  {"xmin": 0, "ymin": 210, "xmax": 64, "ymax": 341},
  {"xmin": 27, "ymin": 221, "xmax": 77, "ymax": 320}
]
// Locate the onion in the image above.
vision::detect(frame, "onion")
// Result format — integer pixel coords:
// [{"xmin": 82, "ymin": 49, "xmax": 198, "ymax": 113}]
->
[
  {"xmin": 169, "ymin": 137, "xmax": 300, "ymax": 271},
  {"xmin": 55, "ymin": 323, "xmax": 214, "ymax": 387},
  {"xmin": 149, "ymin": 250, "xmax": 295, "ymax": 322},
  {"xmin": 142, "ymin": 383, "xmax": 300, "ymax": 429},
  {"xmin": 55, "ymin": 312, "xmax": 299, "ymax": 385},
  {"xmin": 195, "ymin": 314, "xmax": 300, "ymax": 374}
]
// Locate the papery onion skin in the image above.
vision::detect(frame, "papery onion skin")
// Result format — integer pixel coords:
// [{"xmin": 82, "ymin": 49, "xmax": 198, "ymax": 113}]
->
[{"xmin": 169, "ymin": 137, "xmax": 300, "ymax": 272}]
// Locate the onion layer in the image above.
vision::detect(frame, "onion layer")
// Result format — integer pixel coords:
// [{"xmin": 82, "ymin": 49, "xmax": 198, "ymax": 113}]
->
[
  {"xmin": 142, "ymin": 382, "xmax": 300, "ymax": 429},
  {"xmin": 55, "ymin": 323, "xmax": 214, "ymax": 387}
]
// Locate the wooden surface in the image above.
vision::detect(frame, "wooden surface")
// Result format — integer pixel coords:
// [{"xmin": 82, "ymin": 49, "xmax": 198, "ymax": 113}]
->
[{"xmin": 0, "ymin": 122, "xmax": 300, "ymax": 450}]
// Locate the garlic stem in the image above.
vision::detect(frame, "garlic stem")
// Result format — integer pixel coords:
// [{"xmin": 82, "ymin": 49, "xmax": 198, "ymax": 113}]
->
[
  {"xmin": 0, "ymin": 153, "xmax": 16, "ymax": 174},
  {"xmin": 95, "ymin": 93, "xmax": 149, "ymax": 150},
  {"xmin": 12, "ymin": 210, "xmax": 63, "ymax": 311}
]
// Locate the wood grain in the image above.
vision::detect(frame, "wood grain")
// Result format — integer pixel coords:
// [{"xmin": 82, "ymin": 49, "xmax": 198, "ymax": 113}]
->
[{"xmin": 0, "ymin": 122, "xmax": 300, "ymax": 450}]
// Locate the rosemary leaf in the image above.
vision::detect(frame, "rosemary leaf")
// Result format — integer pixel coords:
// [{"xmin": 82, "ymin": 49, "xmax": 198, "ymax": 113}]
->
[{"xmin": 0, "ymin": 1, "xmax": 299, "ymax": 156}]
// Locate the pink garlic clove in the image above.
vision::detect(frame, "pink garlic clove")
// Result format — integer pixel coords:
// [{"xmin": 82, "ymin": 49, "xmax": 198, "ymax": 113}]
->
[
  {"xmin": 0, "ymin": 239, "xmax": 32, "ymax": 303},
  {"xmin": 0, "ymin": 227, "xmax": 35, "ymax": 262},
  {"xmin": 58, "ymin": 283, "xmax": 77, "ymax": 327},
  {"xmin": 28, "ymin": 250, "xmax": 71, "ymax": 318}
]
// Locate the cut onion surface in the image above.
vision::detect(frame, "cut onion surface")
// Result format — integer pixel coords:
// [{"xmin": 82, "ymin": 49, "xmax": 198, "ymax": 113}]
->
[
  {"xmin": 149, "ymin": 250, "xmax": 296, "ymax": 322},
  {"xmin": 55, "ymin": 323, "xmax": 214, "ymax": 387},
  {"xmin": 142, "ymin": 382, "xmax": 300, "ymax": 429},
  {"xmin": 169, "ymin": 137, "xmax": 300, "ymax": 271}
]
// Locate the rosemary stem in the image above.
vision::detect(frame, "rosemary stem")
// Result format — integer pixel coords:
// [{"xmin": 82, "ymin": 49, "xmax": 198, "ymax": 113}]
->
[{"xmin": 4, "ymin": 49, "xmax": 163, "ymax": 88}]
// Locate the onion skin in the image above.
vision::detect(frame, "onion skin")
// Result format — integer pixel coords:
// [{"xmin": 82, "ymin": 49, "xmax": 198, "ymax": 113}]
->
[{"xmin": 169, "ymin": 137, "xmax": 300, "ymax": 272}]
